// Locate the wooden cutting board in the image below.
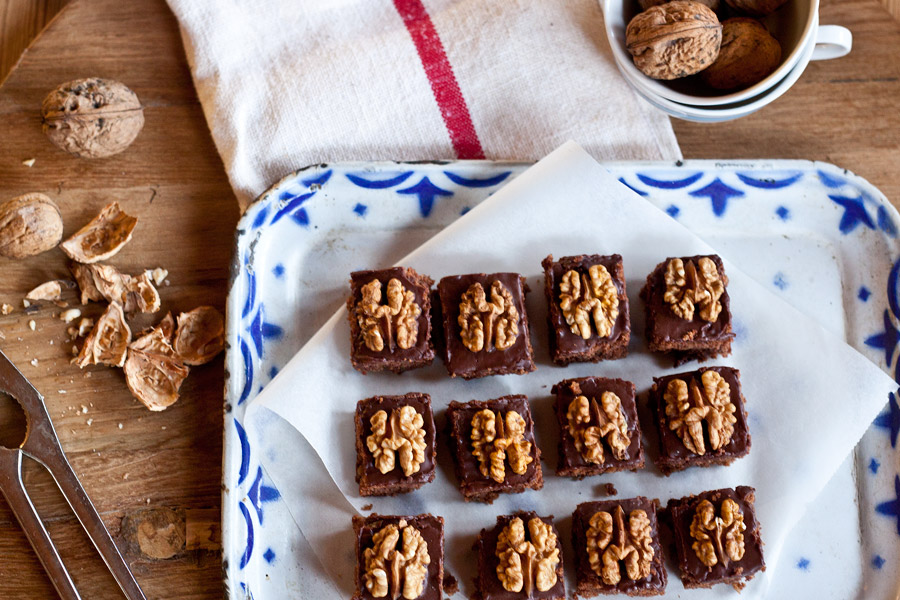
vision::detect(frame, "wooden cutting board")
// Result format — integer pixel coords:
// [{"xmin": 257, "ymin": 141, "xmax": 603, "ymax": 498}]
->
[{"xmin": 0, "ymin": 0, "xmax": 899, "ymax": 599}]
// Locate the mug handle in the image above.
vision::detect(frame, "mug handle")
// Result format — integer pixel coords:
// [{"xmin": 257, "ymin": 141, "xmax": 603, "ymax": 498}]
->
[{"xmin": 812, "ymin": 25, "xmax": 852, "ymax": 60}]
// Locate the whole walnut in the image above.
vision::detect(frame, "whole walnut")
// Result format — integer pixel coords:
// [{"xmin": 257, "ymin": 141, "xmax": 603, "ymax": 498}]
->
[
  {"xmin": 626, "ymin": 1, "xmax": 723, "ymax": 80},
  {"xmin": 639, "ymin": 0, "xmax": 721, "ymax": 13},
  {"xmin": 701, "ymin": 18, "xmax": 782, "ymax": 90},
  {"xmin": 0, "ymin": 193, "xmax": 63, "ymax": 259},
  {"xmin": 42, "ymin": 78, "xmax": 144, "ymax": 158},
  {"xmin": 724, "ymin": 0, "xmax": 788, "ymax": 16}
]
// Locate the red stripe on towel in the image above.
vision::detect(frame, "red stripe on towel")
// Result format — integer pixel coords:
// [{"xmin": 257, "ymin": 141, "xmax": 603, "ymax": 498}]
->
[{"xmin": 393, "ymin": 0, "xmax": 485, "ymax": 159}]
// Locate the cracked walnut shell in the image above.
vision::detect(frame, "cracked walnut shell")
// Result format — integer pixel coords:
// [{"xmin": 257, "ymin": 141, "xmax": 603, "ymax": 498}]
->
[
  {"xmin": 124, "ymin": 314, "xmax": 190, "ymax": 411},
  {"xmin": 701, "ymin": 18, "xmax": 782, "ymax": 90},
  {"xmin": 0, "ymin": 193, "xmax": 63, "ymax": 259},
  {"xmin": 173, "ymin": 306, "xmax": 225, "ymax": 365},
  {"xmin": 367, "ymin": 406, "xmax": 428, "ymax": 477},
  {"xmin": 626, "ymin": 1, "xmax": 722, "ymax": 80},
  {"xmin": 60, "ymin": 202, "xmax": 137, "ymax": 264},
  {"xmin": 363, "ymin": 519, "xmax": 430, "ymax": 600},
  {"xmin": 71, "ymin": 263, "xmax": 160, "ymax": 313},
  {"xmin": 76, "ymin": 301, "xmax": 131, "ymax": 368},
  {"xmin": 42, "ymin": 78, "xmax": 144, "ymax": 158}
]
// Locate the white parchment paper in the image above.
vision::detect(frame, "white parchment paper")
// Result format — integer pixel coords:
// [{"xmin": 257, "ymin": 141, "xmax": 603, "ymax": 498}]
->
[{"xmin": 245, "ymin": 142, "xmax": 898, "ymax": 598}]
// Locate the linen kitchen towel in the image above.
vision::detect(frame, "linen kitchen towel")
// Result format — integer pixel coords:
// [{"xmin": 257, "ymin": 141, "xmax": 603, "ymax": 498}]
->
[{"xmin": 166, "ymin": 0, "xmax": 682, "ymax": 209}]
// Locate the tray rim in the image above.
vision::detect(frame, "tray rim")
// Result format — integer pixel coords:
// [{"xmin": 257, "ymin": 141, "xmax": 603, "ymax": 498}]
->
[{"xmin": 222, "ymin": 157, "xmax": 900, "ymax": 600}]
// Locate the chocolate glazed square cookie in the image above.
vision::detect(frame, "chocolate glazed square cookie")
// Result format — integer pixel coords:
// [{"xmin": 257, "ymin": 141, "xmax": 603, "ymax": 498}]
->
[
  {"xmin": 352, "ymin": 513, "xmax": 444, "ymax": 600},
  {"xmin": 355, "ymin": 393, "xmax": 436, "ymax": 496},
  {"xmin": 649, "ymin": 366, "xmax": 750, "ymax": 475},
  {"xmin": 437, "ymin": 273, "xmax": 535, "ymax": 379},
  {"xmin": 640, "ymin": 255, "xmax": 734, "ymax": 365},
  {"xmin": 447, "ymin": 395, "xmax": 543, "ymax": 503},
  {"xmin": 474, "ymin": 512, "xmax": 566, "ymax": 600},
  {"xmin": 572, "ymin": 497, "xmax": 667, "ymax": 597},
  {"xmin": 667, "ymin": 487, "xmax": 765, "ymax": 591},
  {"xmin": 347, "ymin": 266, "xmax": 435, "ymax": 374},
  {"xmin": 552, "ymin": 377, "xmax": 644, "ymax": 478},
  {"xmin": 542, "ymin": 254, "xmax": 630, "ymax": 365}
]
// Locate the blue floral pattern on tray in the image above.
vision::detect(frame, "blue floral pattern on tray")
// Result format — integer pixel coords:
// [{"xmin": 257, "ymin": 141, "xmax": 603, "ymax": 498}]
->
[{"xmin": 224, "ymin": 160, "xmax": 900, "ymax": 600}]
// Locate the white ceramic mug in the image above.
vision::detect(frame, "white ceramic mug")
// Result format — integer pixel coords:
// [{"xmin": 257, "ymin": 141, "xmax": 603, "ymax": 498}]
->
[{"xmin": 601, "ymin": 0, "xmax": 853, "ymax": 108}]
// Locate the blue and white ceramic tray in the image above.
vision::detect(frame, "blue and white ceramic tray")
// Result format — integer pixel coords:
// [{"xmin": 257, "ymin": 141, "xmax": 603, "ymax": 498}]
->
[{"xmin": 223, "ymin": 160, "xmax": 900, "ymax": 600}]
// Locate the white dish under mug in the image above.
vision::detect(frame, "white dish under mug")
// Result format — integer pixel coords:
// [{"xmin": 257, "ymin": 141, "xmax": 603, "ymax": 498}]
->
[{"xmin": 601, "ymin": 0, "xmax": 852, "ymax": 107}]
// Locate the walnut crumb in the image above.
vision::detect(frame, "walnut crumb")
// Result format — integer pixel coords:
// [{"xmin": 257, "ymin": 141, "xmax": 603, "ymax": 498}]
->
[{"xmin": 22, "ymin": 158, "xmax": 36, "ymax": 167}]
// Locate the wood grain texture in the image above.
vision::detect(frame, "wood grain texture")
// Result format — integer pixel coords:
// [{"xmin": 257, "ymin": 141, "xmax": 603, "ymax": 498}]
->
[
  {"xmin": 0, "ymin": 0, "xmax": 899, "ymax": 598},
  {"xmin": 0, "ymin": 0, "xmax": 70, "ymax": 84},
  {"xmin": 0, "ymin": 0, "xmax": 236, "ymax": 598}
]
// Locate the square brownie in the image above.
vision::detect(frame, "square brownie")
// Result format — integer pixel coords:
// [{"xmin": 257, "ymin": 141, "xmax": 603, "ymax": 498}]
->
[
  {"xmin": 355, "ymin": 393, "xmax": 436, "ymax": 496},
  {"xmin": 553, "ymin": 377, "xmax": 644, "ymax": 478},
  {"xmin": 667, "ymin": 486, "xmax": 765, "ymax": 590},
  {"xmin": 649, "ymin": 366, "xmax": 750, "ymax": 475},
  {"xmin": 352, "ymin": 513, "xmax": 444, "ymax": 600},
  {"xmin": 572, "ymin": 497, "xmax": 667, "ymax": 597},
  {"xmin": 447, "ymin": 395, "xmax": 543, "ymax": 503},
  {"xmin": 474, "ymin": 512, "xmax": 566, "ymax": 600},
  {"xmin": 436, "ymin": 273, "xmax": 535, "ymax": 379},
  {"xmin": 639, "ymin": 255, "xmax": 734, "ymax": 365},
  {"xmin": 347, "ymin": 266, "xmax": 435, "ymax": 374},
  {"xmin": 542, "ymin": 254, "xmax": 630, "ymax": 365}
]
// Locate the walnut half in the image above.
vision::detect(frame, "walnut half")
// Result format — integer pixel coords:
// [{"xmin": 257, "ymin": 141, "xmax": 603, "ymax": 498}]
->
[
  {"xmin": 363, "ymin": 519, "xmax": 431, "ymax": 599},
  {"xmin": 690, "ymin": 498, "xmax": 746, "ymax": 568},
  {"xmin": 664, "ymin": 371, "xmax": 736, "ymax": 455},
  {"xmin": 356, "ymin": 278, "xmax": 421, "ymax": 352},
  {"xmin": 470, "ymin": 409, "xmax": 533, "ymax": 483},
  {"xmin": 663, "ymin": 257, "xmax": 725, "ymax": 322},
  {"xmin": 566, "ymin": 392, "xmax": 630, "ymax": 464},
  {"xmin": 559, "ymin": 265, "xmax": 618, "ymax": 339},
  {"xmin": 496, "ymin": 517, "xmax": 560, "ymax": 594},
  {"xmin": 587, "ymin": 506, "xmax": 654, "ymax": 585},
  {"xmin": 458, "ymin": 280, "xmax": 519, "ymax": 352},
  {"xmin": 366, "ymin": 406, "xmax": 428, "ymax": 477}
]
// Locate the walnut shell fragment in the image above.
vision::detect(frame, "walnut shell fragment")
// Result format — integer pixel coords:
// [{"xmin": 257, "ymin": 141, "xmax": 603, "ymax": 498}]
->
[
  {"xmin": 70, "ymin": 262, "xmax": 160, "ymax": 313},
  {"xmin": 626, "ymin": 1, "xmax": 722, "ymax": 80},
  {"xmin": 701, "ymin": 18, "xmax": 781, "ymax": 90},
  {"xmin": 125, "ymin": 316, "xmax": 190, "ymax": 411},
  {"xmin": 25, "ymin": 280, "xmax": 74, "ymax": 302},
  {"xmin": 42, "ymin": 78, "xmax": 144, "ymax": 158},
  {"xmin": 60, "ymin": 202, "xmax": 137, "ymax": 264},
  {"xmin": 0, "ymin": 193, "xmax": 64, "ymax": 259},
  {"xmin": 173, "ymin": 306, "xmax": 225, "ymax": 365},
  {"xmin": 724, "ymin": 0, "xmax": 788, "ymax": 15},
  {"xmin": 76, "ymin": 301, "xmax": 131, "ymax": 368}
]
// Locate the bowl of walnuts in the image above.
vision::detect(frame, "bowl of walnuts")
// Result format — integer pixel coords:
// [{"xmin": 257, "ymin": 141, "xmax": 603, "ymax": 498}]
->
[{"xmin": 601, "ymin": 0, "xmax": 852, "ymax": 116}]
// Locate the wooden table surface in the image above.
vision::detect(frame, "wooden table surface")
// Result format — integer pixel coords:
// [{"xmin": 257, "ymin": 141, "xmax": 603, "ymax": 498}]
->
[{"xmin": 0, "ymin": 0, "xmax": 899, "ymax": 598}]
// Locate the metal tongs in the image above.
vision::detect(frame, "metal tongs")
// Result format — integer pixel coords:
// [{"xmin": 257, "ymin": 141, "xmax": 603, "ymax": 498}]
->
[{"xmin": 0, "ymin": 349, "xmax": 146, "ymax": 600}]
